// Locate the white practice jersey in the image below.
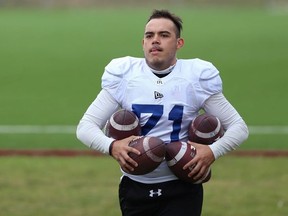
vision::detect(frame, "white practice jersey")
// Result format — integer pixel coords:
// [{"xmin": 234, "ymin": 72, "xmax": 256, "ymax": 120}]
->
[{"xmin": 101, "ymin": 56, "xmax": 222, "ymax": 183}]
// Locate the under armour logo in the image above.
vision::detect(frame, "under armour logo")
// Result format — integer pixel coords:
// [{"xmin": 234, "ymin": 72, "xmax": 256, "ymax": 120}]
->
[
  {"xmin": 149, "ymin": 189, "xmax": 162, "ymax": 197},
  {"xmin": 154, "ymin": 91, "xmax": 163, "ymax": 99}
]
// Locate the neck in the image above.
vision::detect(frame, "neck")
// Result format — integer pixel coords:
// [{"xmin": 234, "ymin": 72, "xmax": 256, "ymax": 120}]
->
[
  {"xmin": 150, "ymin": 64, "xmax": 176, "ymax": 75},
  {"xmin": 148, "ymin": 59, "xmax": 177, "ymax": 76}
]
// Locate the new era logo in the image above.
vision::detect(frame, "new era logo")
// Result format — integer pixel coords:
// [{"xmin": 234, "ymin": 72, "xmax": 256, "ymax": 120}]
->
[{"xmin": 154, "ymin": 91, "xmax": 163, "ymax": 99}]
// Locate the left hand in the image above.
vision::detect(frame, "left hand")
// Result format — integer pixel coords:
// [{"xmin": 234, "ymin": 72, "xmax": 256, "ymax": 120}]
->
[{"xmin": 183, "ymin": 141, "xmax": 215, "ymax": 181}]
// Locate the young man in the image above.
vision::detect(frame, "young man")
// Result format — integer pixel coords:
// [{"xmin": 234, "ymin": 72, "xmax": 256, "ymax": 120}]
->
[{"xmin": 77, "ymin": 9, "xmax": 249, "ymax": 216}]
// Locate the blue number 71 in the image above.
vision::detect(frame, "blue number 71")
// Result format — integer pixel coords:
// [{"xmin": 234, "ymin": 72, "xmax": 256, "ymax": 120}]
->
[{"xmin": 132, "ymin": 104, "xmax": 184, "ymax": 142}]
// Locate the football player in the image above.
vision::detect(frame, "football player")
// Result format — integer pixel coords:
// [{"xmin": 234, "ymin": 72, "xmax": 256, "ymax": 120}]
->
[{"xmin": 77, "ymin": 9, "xmax": 249, "ymax": 216}]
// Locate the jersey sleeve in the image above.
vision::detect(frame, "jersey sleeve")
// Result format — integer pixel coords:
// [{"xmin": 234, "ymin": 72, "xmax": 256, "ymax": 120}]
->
[
  {"xmin": 101, "ymin": 56, "xmax": 131, "ymax": 102},
  {"xmin": 193, "ymin": 59, "xmax": 223, "ymax": 107},
  {"xmin": 76, "ymin": 89, "xmax": 120, "ymax": 154},
  {"xmin": 203, "ymin": 93, "xmax": 249, "ymax": 159}
]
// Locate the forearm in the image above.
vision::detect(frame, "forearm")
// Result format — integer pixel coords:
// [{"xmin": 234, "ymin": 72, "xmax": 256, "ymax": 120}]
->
[{"xmin": 203, "ymin": 93, "xmax": 249, "ymax": 159}]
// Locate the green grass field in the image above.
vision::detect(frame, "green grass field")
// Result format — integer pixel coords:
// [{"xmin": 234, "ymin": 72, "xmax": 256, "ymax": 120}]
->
[
  {"xmin": 1, "ymin": 156, "xmax": 287, "ymax": 216},
  {"xmin": 0, "ymin": 6, "xmax": 288, "ymax": 216},
  {"xmin": 1, "ymin": 6, "xmax": 288, "ymax": 150}
]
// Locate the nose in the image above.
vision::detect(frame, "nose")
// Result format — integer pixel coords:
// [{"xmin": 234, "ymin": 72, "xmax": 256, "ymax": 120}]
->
[{"xmin": 152, "ymin": 35, "xmax": 160, "ymax": 44}]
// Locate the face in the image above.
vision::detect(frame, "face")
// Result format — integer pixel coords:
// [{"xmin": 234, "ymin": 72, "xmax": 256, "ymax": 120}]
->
[{"xmin": 143, "ymin": 18, "xmax": 184, "ymax": 70}]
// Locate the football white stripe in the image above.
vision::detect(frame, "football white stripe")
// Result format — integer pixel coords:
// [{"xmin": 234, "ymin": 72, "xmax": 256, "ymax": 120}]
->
[
  {"xmin": 167, "ymin": 142, "xmax": 191, "ymax": 167},
  {"xmin": 143, "ymin": 137, "xmax": 164, "ymax": 163},
  {"xmin": 109, "ymin": 116, "xmax": 139, "ymax": 131},
  {"xmin": 194, "ymin": 118, "xmax": 221, "ymax": 138}
]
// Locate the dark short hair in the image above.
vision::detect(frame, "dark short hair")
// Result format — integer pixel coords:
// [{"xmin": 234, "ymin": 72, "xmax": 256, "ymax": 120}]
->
[{"xmin": 147, "ymin": 9, "xmax": 183, "ymax": 38}]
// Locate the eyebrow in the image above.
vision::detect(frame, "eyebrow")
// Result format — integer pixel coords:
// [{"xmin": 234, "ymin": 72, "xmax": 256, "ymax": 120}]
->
[{"xmin": 144, "ymin": 30, "xmax": 171, "ymax": 35}]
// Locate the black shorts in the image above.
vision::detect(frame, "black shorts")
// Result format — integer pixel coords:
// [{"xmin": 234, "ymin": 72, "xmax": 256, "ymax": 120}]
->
[{"xmin": 119, "ymin": 176, "xmax": 203, "ymax": 216}]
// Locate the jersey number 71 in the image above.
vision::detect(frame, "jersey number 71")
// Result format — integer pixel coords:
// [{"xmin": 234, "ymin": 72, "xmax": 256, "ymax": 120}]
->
[{"xmin": 132, "ymin": 104, "xmax": 183, "ymax": 142}]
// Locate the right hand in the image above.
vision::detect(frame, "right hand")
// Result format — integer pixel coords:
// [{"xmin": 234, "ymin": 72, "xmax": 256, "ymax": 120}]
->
[{"xmin": 110, "ymin": 136, "xmax": 141, "ymax": 173}]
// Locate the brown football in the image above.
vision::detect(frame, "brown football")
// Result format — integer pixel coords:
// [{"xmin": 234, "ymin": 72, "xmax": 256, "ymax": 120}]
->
[
  {"xmin": 165, "ymin": 141, "xmax": 211, "ymax": 184},
  {"xmin": 188, "ymin": 113, "xmax": 224, "ymax": 145},
  {"xmin": 105, "ymin": 109, "xmax": 141, "ymax": 140},
  {"xmin": 128, "ymin": 136, "xmax": 165, "ymax": 175}
]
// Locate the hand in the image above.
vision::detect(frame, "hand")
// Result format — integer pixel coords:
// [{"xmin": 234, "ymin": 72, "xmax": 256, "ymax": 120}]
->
[
  {"xmin": 183, "ymin": 141, "xmax": 215, "ymax": 181},
  {"xmin": 110, "ymin": 136, "xmax": 141, "ymax": 173}
]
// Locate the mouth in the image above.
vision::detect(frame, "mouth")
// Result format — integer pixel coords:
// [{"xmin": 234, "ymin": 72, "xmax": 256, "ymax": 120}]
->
[{"xmin": 150, "ymin": 46, "xmax": 163, "ymax": 54}]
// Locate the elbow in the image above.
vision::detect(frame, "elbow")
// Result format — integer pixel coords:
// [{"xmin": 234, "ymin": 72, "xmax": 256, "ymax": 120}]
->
[
  {"xmin": 76, "ymin": 122, "xmax": 85, "ymax": 143},
  {"xmin": 241, "ymin": 120, "xmax": 249, "ymax": 142}
]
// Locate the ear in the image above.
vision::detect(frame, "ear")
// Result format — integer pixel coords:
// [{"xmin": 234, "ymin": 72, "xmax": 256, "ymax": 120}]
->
[{"xmin": 177, "ymin": 38, "xmax": 184, "ymax": 49}]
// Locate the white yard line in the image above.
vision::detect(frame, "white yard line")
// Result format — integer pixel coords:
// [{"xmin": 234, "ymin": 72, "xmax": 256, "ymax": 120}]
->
[
  {"xmin": 0, "ymin": 125, "xmax": 288, "ymax": 135},
  {"xmin": 248, "ymin": 126, "xmax": 288, "ymax": 134},
  {"xmin": 0, "ymin": 125, "xmax": 76, "ymax": 134}
]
